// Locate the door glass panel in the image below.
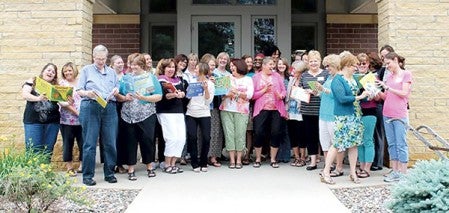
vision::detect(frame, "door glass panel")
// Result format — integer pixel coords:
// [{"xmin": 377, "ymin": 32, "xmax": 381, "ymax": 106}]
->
[
  {"xmin": 151, "ymin": 26, "xmax": 175, "ymax": 62},
  {"xmin": 291, "ymin": 25, "xmax": 315, "ymax": 51},
  {"xmin": 253, "ymin": 17, "xmax": 276, "ymax": 55},
  {"xmin": 198, "ymin": 22, "xmax": 235, "ymax": 57},
  {"xmin": 193, "ymin": 0, "xmax": 276, "ymax": 5},
  {"xmin": 292, "ymin": 0, "xmax": 317, "ymax": 13}
]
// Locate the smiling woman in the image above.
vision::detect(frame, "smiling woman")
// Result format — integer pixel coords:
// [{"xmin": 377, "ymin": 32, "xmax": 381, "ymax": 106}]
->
[{"xmin": 21, "ymin": 63, "xmax": 61, "ymax": 162}]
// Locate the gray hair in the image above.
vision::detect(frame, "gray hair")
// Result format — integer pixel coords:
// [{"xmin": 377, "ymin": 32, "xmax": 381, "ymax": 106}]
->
[
  {"xmin": 93, "ymin": 44, "xmax": 108, "ymax": 57},
  {"xmin": 262, "ymin": 56, "xmax": 274, "ymax": 65},
  {"xmin": 291, "ymin": 61, "xmax": 307, "ymax": 73}
]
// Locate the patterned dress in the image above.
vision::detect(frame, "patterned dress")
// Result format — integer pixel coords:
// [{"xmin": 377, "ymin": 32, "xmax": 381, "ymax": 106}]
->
[{"xmin": 333, "ymin": 78, "xmax": 364, "ymax": 152}]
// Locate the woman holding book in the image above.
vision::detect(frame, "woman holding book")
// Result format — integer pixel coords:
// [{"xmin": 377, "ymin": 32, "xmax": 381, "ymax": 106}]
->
[
  {"xmin": 220, "ymin": 59, "xmax": 254, "ymax": 169},
  {"xmin": 315, "ymin": 54, "xmax": 344, "ymax": 176},
  {"xmin": 285, "ymin": 61, "xmax": 308, "ymax": 167},
  {"xmin": 320, "ymin": 54, "xmax": 368, "ymax": 185},
  {"xmin": 156, "ymin": 58, "xmax": 187, "ymax": 174},
  {"xmin": 299, "ymin": 50, "xmax": 329, "ymax": 170},
  {"xmin": 22, "ymin": 63, "xmax": 61, "ymax": 162},
  {"xmin": 185, "ymin": 62, "xmax": 215, "ymax": 172},
  {"xmin": 59, "ymin": 62, "xmax": 83, "ymax": 176},
  {"xmin": 116, "ymin": 54, "xmax": 162, "ymax": 180}
]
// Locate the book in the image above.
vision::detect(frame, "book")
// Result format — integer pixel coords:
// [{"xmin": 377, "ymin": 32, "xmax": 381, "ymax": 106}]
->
[
  {"xmin": 119, "ymin": 73, "xmax": 155, "ymax": 96},
  {"xmin": 92, "ymin": 90, "xmax": 115, "ymax": 108},
  {"xmin": 307, "ymin": 81, "xmax": 317, "ymax": 91},
  {"xmin": 359, "ymin": 72, "xmax": 381, "ymax": 97},
  {"xmin": 290, "ymin": 86, "xmax": 310, "ymax": 103},
  {"xmin": 186, "ymin": 82, "xmax": 204, "ymax": 98},
  {"xmin": 214, "ymin": 76, "xmax": 231, "ymax": 96},
  {"xmin": 161, "ymin": 82, "xmax": 177, "ymax": 93},
  {"xmin": 35, "ymin": 77, "xmax": 73, "ymax": 102}
]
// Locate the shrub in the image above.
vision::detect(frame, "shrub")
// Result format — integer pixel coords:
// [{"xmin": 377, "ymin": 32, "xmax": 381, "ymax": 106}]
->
[
  {"xmin": 0, "ymin": 137, "xmax": 88, "ymax": 212},
  {"xmin": 387, "ymin": 159, "xmax": 449, "ymax": 212}
]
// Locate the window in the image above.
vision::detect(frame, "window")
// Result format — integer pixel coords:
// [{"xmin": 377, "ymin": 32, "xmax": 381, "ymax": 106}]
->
[
  {"xmin": 292, "ymin": 0, "xmax": 317, "ymax": 13},
  {"xmin": 151, "ymin": 26, "xmax": 175, "ymax": 62},
  {"xmin": 291, "ymin": 25, "xmax": 315, "ymax": 51},
  {"xmin": 192, "ymin": 0, "xmax": 276, "ymax": 5},
  {"xmin": 150, "ymin": 0, "xmax": 176, "ymax": 13}
]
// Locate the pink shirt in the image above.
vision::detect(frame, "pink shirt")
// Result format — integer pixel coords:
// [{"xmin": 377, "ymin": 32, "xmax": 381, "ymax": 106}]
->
[
  {"xmin": 383, "ymin": 70, "xmax": 412, "ymax": 118},
  {"xmin": 252, "ymin": 72, "xmax": 287, "ymax": 118}
]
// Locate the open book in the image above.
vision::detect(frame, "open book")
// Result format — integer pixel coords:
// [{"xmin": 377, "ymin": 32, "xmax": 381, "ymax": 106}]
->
[
  {"xmin": 35, "ymin": 77, "xmax": 73, "ymax": 101},
  {"xmin": 161, "ymin": 82, "xmax": 177, "ymax": 93},
  {"xmin": 359, "ymin": 72, "xmax": 381, "ymax": 98},
  {"xmin": 120, "ymin": 73, "xmax": 155, "ymax": 96},
  {"xmin": 93, "ymin": 90, "xmax": 115, "ymax": 108}
]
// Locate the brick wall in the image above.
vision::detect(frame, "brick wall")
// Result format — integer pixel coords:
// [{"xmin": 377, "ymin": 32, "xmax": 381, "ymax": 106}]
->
[
  {"xmin": 92, "ymin": 24, "xmax": 140, "ymax": 64},
  {"xmin": 326, "ymin": 23, "xmax": 378, "ymax": 55}
]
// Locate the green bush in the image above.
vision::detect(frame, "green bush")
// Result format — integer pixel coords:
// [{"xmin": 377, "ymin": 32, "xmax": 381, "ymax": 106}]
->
[
  {"xmin": 387, "ymin": 159, "xmax": 449, "ymax": 213},
  {"xmin": 0, "ymin": 140, "xmax": 88, "ymax": 212}
]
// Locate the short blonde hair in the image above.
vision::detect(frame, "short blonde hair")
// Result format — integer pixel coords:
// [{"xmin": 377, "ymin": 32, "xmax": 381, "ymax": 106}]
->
[
  {"xmin": 308, "ymin": 50, "xmax": 321, "ymax": 62},
  {"xmin": 216, "ymin": 52, "xmax": 230, "ymax": 64},
  {"xmin": 322, "ymin": 54, "xmax": 341, "ymax": 70}
]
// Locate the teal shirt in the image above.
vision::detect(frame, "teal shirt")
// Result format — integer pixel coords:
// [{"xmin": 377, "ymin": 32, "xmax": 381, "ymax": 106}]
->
[{"xmin": 319, "ymin": 75, "xmax": 335, "ymax": 121}]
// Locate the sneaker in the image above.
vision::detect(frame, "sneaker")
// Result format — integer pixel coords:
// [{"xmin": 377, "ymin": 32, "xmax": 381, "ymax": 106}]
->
[
  {"xmin": 384, "ymin": 171, "xmax": 401, "ymax": 182},
  {"xmin": 193, "ymin": 167, "xmax": 201, "ymax": 173}
]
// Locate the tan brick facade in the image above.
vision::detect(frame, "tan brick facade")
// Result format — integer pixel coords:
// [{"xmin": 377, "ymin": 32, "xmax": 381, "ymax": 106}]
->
[
  {"xmin": 377, "ymin": 0, "xmax": 449, "ymax": 163},
  {"xmin": 0, "ymin": 0, "xmax": 94, "ymax": 167}
]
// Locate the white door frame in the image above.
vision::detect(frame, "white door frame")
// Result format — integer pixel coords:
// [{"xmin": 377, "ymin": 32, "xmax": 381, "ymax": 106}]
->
[{"xmin": 177, "ymin": 0, "xmax": 291, "ymax": 59}]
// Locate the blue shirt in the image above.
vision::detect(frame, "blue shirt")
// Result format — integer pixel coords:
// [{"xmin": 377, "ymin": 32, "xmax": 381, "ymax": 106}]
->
[
  {"xmin": 77, "ymin": 64, "xmax": 119, "ymax": 101},
  {"xmin": 319, "ymin": 75, "xmax": 335, "ymax": 121}
]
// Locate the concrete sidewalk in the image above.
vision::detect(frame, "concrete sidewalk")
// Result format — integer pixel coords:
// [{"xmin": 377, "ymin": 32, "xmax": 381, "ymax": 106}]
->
[{"xmin": 73, "ymin": 161, "xmax": 389, "ymax": 212}]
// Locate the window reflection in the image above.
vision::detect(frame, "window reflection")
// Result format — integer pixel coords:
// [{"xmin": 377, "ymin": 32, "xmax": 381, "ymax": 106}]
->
[
  {"xmin": 151, "ymin": 26, "xmax": 175, "ymax": 62},
  {"xmin": 198, "ymin": 22, "xmax": 235, "ymax": 57},
  {"xmin": 253, "ymin": 18, "xmax": 275, "ymax": 54},
  {"xmin": 291, "ymin": 25, "xmax": 315, "ymax": 51}
]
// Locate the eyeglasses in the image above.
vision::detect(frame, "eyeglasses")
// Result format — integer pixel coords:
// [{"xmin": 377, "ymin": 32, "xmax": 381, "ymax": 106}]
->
[{"xmin": 358, "ymin": 62, "xmax": 367, "ymax": 66}]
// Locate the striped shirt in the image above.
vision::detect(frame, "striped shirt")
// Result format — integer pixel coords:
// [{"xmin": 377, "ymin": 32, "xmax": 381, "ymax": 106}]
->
[{"xmin": 300, "ymin": 69, "xmax": 329, "ymax": 116}]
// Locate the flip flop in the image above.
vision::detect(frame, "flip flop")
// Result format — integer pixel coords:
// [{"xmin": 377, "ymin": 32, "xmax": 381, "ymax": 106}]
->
[{"xmin": 330, "ymin": 170, "xmax": 344, "ymax": 177}]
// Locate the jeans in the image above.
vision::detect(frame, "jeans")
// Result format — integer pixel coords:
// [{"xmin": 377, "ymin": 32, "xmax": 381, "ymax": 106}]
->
[
  {"xmin": 79, "ymin": 100, "xmax": 118, "ymax": 180},
  {"xmin": 383, "ymin": 116, "xmax": 408, "ymax": 163},
  {"xmin": 24, "ymin": 122, "xmax": 60, "ymax": 161}
]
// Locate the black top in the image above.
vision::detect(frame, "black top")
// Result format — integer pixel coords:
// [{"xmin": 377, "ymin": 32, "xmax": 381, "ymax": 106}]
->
[
  {"xmin": 22, "ymin": 82, "xmax": 60, "ymax": 124},
  {"xmin": 156, "ymin": 78, "xmax": 187, "ymax": 114}
]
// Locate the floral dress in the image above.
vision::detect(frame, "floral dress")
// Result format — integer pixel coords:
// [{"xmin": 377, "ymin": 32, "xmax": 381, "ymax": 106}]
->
[{"xmin": 333, "ymin": 78, "xmax": 364, "ymax": 152}]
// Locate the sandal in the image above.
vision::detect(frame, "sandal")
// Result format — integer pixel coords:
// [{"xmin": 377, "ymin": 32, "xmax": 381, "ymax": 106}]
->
[
  {"xmin": 235, "ymin": 163, "xmax": 243, "ymax": 169},
  {"xmin": 147, "ymin": 169, "xmax": 156, "ymax": 178},
  {"xmin": 128, "ymin": 172, "xmax": 137, "ymax": 181},
  {"xmin": 357, "ymin": 170, "xmax": 370, "ymax": 178},
  {"xmin": 164, "ymin": 166, "xmax": 173, "ymax": 173},
  {"xmin": 270, "ymin": 162, "xmax": 279, "ymax": 168},
  {"xmin": 229, "ymin": 163, "xmax": 236, "ymax": 169},
  {"xmin": 172, "ymin": 166, "xmax": 183, "ymax": 173},
  {"xmin": 242, "ymin": 159, "xmax": 250, "ymax": 165},
  {"xmin": 209, "ymin": 161, "xmax": 222, "ymax": 167},
  {"xmin": 330, "ymin": 170, "xmax": 344, "ymax": 177},
  {"xmin": 253, "ymin": 161, "xmax": 261, "ymax": 168},
  {"xmin": 320, "ymin": 173, "xmax": 336, "ymax": 185},
  {"xmin": 349, "ymin": 175, "xmax": 361, "ymax": 184}
]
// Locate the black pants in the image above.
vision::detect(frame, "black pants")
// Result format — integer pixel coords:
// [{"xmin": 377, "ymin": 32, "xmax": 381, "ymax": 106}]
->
[
  {"xmin": 287, "ymin": 120, "xmax": 306, "ymax": 148},
  {"xmin": 302, "ymin": 114, "xmax": 319, "ymax": 155},
  {"xmin": 123, "ymin": 114, "xmax": 157, "ymax": 165},
  {"xmin": 60, "ymin": 124, "xmax": 83, "ymax": 162},
  {"xmin": 186, "ymin": 115, "xmax": 211, "ymax": 168},
  {"xmin": 155, "ymin": 119, "xmax": 165, "ymax": 162},
  {"xmin": 254, "ymin": 110, "xmax": 283, "ymax": 148}
]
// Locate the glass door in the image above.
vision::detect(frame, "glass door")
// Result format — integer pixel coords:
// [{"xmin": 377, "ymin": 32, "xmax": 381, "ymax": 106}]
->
[{"xmin": 192, "ymin": 16, "xmax": 241, "ymax": 58}]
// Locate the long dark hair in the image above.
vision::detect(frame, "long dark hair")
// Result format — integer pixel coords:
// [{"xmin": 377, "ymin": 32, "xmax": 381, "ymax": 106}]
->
[{"xmin": 34, "ymin": 63, "xmax": 58, "ymax": 87}]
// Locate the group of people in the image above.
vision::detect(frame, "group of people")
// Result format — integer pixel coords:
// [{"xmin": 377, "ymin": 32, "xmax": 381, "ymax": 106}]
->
[{"xmin": 22, "ymin": 44, "xmax": 412, "ymax": 186}]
